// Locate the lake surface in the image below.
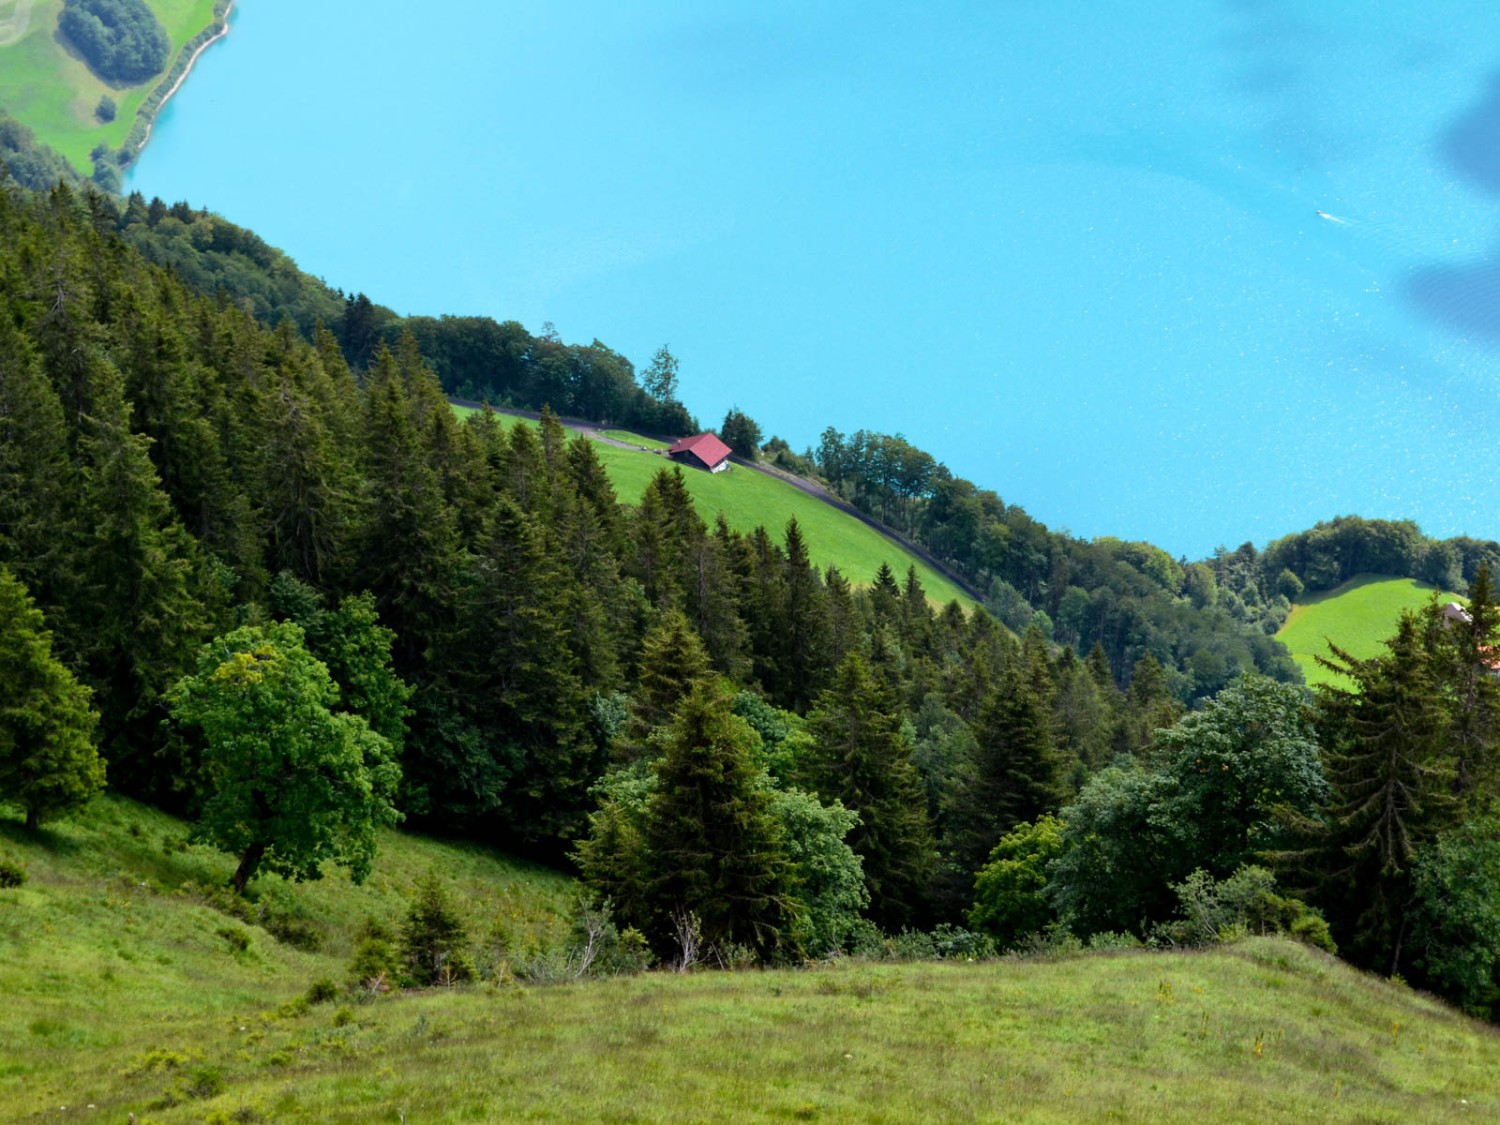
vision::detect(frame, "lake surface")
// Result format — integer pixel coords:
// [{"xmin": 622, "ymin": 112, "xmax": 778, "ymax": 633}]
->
[{"xmin": 128, "ymin": 1, "xmax": 1500, "ymax": 558}]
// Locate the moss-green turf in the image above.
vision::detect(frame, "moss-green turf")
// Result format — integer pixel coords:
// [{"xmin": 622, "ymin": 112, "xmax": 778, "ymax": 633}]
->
[{"xmin": 1276, "ymin": 575, "xmax": 1465, "ymax": 689}]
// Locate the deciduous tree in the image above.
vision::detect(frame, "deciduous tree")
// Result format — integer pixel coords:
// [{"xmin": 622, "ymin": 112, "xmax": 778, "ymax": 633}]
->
[{"xmin": 168, "ymin": 622, "xmax": 401, "ymax": 894}]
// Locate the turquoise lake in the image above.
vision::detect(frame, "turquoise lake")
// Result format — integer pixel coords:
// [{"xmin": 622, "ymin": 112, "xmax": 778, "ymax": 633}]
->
[{"xmin": 128, "ymin": 1, "xmax": 1500, "ymax": 558}]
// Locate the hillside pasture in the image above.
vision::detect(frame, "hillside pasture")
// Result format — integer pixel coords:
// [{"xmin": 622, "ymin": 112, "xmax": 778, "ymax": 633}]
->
[
  {"xmin": 1276, "ymin": 575, "xmax": 1463, "ymax": 689},
  {"xmin": 0, "ymin": 0, "xmax": 219, "ymax": 169},
  {"xmin": 458, "ymin": 408, "xmax": 974, "ymax": 606},
  {"xmin": 2, "ymin": 795, "xmax": 1497, "ymax": 1125}
]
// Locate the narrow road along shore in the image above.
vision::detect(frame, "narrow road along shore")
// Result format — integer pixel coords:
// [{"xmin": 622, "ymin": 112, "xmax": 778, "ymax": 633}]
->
[{"xmin": 134, "ymin": 1, "xmax": 235, "ymax": 158}]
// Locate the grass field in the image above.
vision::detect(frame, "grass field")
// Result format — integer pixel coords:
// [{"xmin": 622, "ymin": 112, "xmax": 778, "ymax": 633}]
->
[
  {"xmin": 457, "ymin": 410, "xmax": 974, "ymax": 606},
  {"xmin": 1276, "ymin": 575, "xmax": 1463, "ymax": 689},
  {"xmin": 0, "ymin": 0, "xmax": 220, "ymax": 170},
  {"xmin": 3, "ymin": 795, "xmax": 1499, "ymax": 1122},
  {"xmin": 601, "ymin": 428, "xmax": 670, "ymax": 450}
]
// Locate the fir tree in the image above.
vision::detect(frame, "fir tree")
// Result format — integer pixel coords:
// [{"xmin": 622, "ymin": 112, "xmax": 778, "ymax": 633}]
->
[
  {"xmin": 1296, "ymin": 617, "xmax": 1459, "ymax": 973},
  {"xmin": 801, "ymin": 651, "xmax": 935, "ymax": 930},
  {"xmin": 0, "ymin": 567, "xmax": 104, "ymax": 829},
  {"xmin": 617, "ymin": 609, "xmax": 712, "ymax": 762},
  {"xmin": 643, "ymin": 681, "xmax": 796, "ymax": 959},
  {"xmin": 949, "ymin": 660, "xmax": 1066, "ymax": 876}
]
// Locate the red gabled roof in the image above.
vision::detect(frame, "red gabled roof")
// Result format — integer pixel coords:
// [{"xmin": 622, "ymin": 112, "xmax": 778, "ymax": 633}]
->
[{"xmin": 668, "ymin": 432, "xmax": 732, "ymax": 468}]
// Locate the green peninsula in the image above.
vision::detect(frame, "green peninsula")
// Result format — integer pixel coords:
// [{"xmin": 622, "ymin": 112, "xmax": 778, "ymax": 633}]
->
[{"xmin": 0, "ymin": 0, "xmax": 226, "ymax": 177}]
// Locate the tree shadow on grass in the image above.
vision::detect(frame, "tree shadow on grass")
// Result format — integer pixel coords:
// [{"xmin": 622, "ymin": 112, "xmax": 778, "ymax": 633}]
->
[{"xmin": 0, "ymin": 809, "xmax": 85, "ymax": 856}]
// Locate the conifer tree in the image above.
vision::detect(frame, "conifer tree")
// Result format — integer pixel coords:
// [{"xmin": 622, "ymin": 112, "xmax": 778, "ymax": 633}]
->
[
  {"xmin": 355, "ymin": 348, "xmax": 463, "ymax": 674},
  {"xmin": 1118, "ymin": 653, "xmax": 1180, "ymax": 756},
  {"xmin": 773, "ymin": 519, "xmax": 833, "ymax": 711},
  {"xmin": 1296, "ymin": 616, "xmax": 1459, "ymax": 973},
  {"xmin": 801, "ymin": 651, "xmax": 935, "ymax": 929},
  {"xmin": 949, "ymin": 660, "xmax": 1066, "ymax": 877},
  {"xmin": 470, "ymin": 496, "xmax": 595, "ymax": 848},
  {"xmin": 0, "ymin": 567, "xmax": 104, "ymax": 829},
  {"xmin": 1433, "ymin": 567, "xmax": 1500, "ymax": 799},
  {"xmin": 617, "ymin": 609, "xmax": 713, "ymax": 761},
  {"xmin": 0, "ymin": 315, "xmax": 78, "ymax": 625},
  {"xmin": 74, "ymin": 360, "xmax": 211, "ymax": 787},
  {"xmin": 643, "ymin": 680, "xmax": 796, "ymax": 959},
  {"xmin": 685, "ymin": 528, "xmax": 751, "ymax": 682},
  {"xmin": 259, "ymin": 351, "xmax": 350, "ymax": 585}
]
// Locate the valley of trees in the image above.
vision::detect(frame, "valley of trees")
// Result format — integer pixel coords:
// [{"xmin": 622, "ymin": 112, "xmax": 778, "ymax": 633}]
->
[{"xmin": 6, "ymin": 174, "xmax": 1500, "ymax": 1019}]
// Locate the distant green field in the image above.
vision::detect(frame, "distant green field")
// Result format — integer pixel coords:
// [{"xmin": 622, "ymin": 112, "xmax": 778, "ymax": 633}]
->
[
  {"xmin": 457, "ymin": 409, "xmax": 973, "ymax": 606},
  {"xmin": 0, "ymin": 0, "xmax": 219, "ymax": 170},
  {"xmin": 1276, "ymin": 575, "xmax": 1463, "ymax": 689},
  {"xmin": 5, "ymin": 795, "xmax": 1497, "ymax": 1125}
]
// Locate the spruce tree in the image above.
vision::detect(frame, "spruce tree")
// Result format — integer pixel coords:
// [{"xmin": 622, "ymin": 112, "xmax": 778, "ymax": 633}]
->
[
  {"xmin": 73, "ymin": 360, "xmax": 210, "ymax": 787},
  {"xmin": 617, "ymin": 609, "xmax": 713, "ymax": 761},
  {"xmin": 0, "ymin": 315, "xmax": 78, "ymax": 627},
  {"xmin": 1298, "ymin": 617, "xmax": 1458, "ymax": 973},
  {"xmin": 643, "ymin": 680, "xmax": 796, "ymax": 959},
  {"xmin": 1434, "ymin": 567, "xmax": 1500, "ymax": 800},
  {"xmin": 801, "ymin": 652, "xmax": 935, "ymax": 930},
  {"xmin": 0, "ymin": 567, "xmax": 104, "ymax": 829},
  {"xmin": 949, "ymin": 660, "xmax": 1066, "ymax": 876}
]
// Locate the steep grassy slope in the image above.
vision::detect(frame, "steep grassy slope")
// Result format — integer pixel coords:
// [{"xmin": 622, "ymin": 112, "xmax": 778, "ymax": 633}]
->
[
  {"xmin": 2, "ymin": 796, "xmax": 1497, "ymax": 1124},
  {"xmin": 1276, "ymin": 575, "xmax": 1463, "ymax": 689},
  {"xmin": 0, "ymin": 0, "xmax": 218, "ymax": 169},
  {"xmin": 460, "ymin": 409, "xmax": 974, "ymax": 606}
]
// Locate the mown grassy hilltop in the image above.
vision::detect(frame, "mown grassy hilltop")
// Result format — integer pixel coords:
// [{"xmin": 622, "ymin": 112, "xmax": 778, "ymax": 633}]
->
[
  {"xmin": 4, "ymin": 797, "xmax": 1499, "ymax": 1123},
  {"xmin": 457, "ymin": 407, "xmax": 975, "ymax": 607},
  {"xmin": 1276, "ymin": 575, "xmax": 1464, "ymax": 689}
]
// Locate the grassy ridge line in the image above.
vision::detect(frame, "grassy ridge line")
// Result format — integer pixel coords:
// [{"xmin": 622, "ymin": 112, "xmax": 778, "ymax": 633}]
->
[
  {"xmin": 0, "ymin": 0, "xmax": 220, "ymax": 171},
  {"xmin": 457, "ymin": 405, "xmax": 974, "ymax": 606},
  {"xmin": 1276, "ymin": 575, "xmax": 1463, "ymax": 689},
  {"xmin": 4, "ymin": 789, "xmax": 1497, "ymax": 1125}
]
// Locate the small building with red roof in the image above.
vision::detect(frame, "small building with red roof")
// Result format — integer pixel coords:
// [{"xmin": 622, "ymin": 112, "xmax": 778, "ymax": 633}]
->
[{"xmin": 668, "ymin": 432, "xmax": 733, "ymax": 473}]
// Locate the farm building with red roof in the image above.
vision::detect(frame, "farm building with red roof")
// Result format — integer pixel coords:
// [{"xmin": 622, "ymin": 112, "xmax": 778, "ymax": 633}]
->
[{"xmin": 668, "ymin": 432, "xmax": 733, "ymax": 473}]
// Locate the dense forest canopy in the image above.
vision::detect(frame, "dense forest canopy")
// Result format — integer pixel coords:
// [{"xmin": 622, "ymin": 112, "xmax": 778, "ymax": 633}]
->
[{"xmin": 59, "ymin": 0, "xmax": 171, "ymax": 85}]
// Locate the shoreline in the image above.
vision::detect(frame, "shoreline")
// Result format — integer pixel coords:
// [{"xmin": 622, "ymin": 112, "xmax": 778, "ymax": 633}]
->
[{"xmin": 123, "ymin": 0, "xmax": 234, "ymax": 168}]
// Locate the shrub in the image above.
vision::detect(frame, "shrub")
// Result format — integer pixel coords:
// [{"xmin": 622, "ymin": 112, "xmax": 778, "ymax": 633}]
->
[
  {"xmin": 215, "ymin": 925, "xmax": 250, "ymax": 953},
  {"xmin": 304, "ymin": 978, "xmax": 339, "ymax": 1005},
  {"xmin": 256, "ymin": 886, "xmax": 323, "ymax": 951},
  {"xmin": 349, "ymin": 917, "xmax": 401, "ymax": 992},
  {"xmin": 1156, "ymin": 866, "xmax": 1335, "ymax": 953},
  {"xmin": 95, "ymin": 95, "xmax": 116, "ymax": 123},
  {"xmin": 400, "ymin": 872, "xmax": 475, "ymax": 986},
  {"xmin": 182, "ymin": 1064, "xmax": 225, "ymax": 1099},
  {"xmin": 0, "ymin": 858, "xmax": 26, "ymax": 888}
]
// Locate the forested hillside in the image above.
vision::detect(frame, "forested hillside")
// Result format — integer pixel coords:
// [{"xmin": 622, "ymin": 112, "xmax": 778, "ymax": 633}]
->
[
  {"xmin": 8, "ymin": 181, "xmax": 1500, "ymax": 1021},
  {"xmin": 0, "ymin": 182, "xmax": 1260, "ymax": 931}
]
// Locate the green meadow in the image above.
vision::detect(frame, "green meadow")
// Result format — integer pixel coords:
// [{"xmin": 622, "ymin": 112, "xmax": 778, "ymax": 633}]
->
[
  {"xmin": 4, "ymin": 796, "xmax": 1499, "ymax": 1123},
  {"xmin": 1276, "ymin": 575, "xmax": 1463, "ymax": 689},
  {"xmin": 0, "ymin": 0, "xmax": 219, "ymax": 170},
  {"xmin": 458, "ymin": 409, "xmax": 974, "ymax": 606}
]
